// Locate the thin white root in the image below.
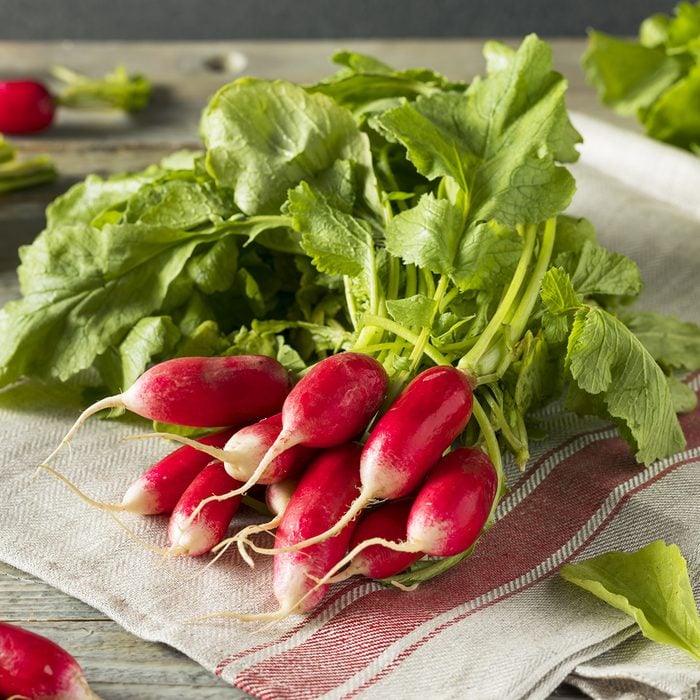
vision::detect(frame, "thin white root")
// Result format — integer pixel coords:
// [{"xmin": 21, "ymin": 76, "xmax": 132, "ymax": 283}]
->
[
  {"xmin": 124, "ymin": 431, "xmax": 230, "ymax": 461},
  {"xmin": 42, "ymin": 395, "xmax": 122, "ymax": 465},
  {"xmin": 37, "ymin": 463, "xmax": 170, "ymax": 556},
  {"xmin": 193, "ymin": 604, "xmax": 296, "ymax": 624},
  {"xmin": 226, "ymin": 514, "xmax": 282, "ymax": 568},
  {"xmin": 37, "ymin": 463, "xmax": 136, "ymax": 513},
  {"xmin": 245, "ymin": 492, "xmax": 371, "ymax": 556},
  {"xmin": 292, "ymin": 537, "xmax": 422, "ymax": 612},
  {"xmin": 389, "ymin": 580, "xmax": 420, "ymax": 592}
]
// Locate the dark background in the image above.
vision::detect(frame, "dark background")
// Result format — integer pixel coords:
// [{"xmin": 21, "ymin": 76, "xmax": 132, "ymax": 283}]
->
[{"xmin": 0, "ymin": 0, "xmax": 680, "ymax": 39}]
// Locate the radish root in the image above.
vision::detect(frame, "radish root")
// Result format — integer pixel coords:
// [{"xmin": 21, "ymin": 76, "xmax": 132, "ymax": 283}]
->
[
  {"xmin": 43, "ymin": 395, "xmax": 123, "ymax": 465},
  {"xmin": 244, "ymin": 492, "xmax": 371, "ymax": 556}
]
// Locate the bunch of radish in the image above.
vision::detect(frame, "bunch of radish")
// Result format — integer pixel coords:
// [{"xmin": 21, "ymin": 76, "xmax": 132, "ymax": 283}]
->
[{"xmin": 42, "ymin": 350, "xmax": 500, "ymax": 619}]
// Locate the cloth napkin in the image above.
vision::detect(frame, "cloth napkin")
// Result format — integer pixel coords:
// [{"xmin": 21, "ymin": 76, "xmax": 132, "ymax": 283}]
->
[{"xmin": 1, "ymin": 113, "xmax": 699, "ymax": 700}]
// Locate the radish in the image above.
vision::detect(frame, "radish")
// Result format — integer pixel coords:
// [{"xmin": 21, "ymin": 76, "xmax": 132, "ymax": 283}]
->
[
  {"xmin": 326, "ymin": 500, "xmax": 423, "ymax": 582},
  {"xmin": 43, "ymin": 355, "xmax": 291, "ymax": 464},
  {"xmin": 304, "ymin": 447, "xmax": 497, "ymax": 596},
  {"xmin": 142, "ymin": 352, "xmax": 388, "ymax": 502},
  {"xmin": 0, "ymin": 621, "xmax": 99, "ymax": 699},
  {"xmin": 139, "ymin": 413, "xmax": 317, "ymax": 525},
  {"xmin": 248, "ymin": 365, "xmax": 473, "ymax": 555},
  {"xmin": 119, "ymin": 426, "xmax": 238, "ymax": 515},
  {"xmin": 168, "ymin": 460, "xmax": 243, "ymax": 556},
  {"xmin": 203, "ymin": 443, "xmax": 362, "ymax": 621},
  {"xmin": 0, "ymin": 80, "xmax": 55, "ymax": 134},
  {"xmin": 222, "ymin": 414, "xmax": 316, "ymax": 484}
]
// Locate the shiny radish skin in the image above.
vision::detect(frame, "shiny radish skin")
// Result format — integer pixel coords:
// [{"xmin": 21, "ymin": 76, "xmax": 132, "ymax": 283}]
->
[
  {"xmin": 0, "ymin": 621, "xmax": 99, "ymax": 699},
  {"xmin": 345, "ymin": 500, "xmax": 422, "ymax": 580},
  {"xmin": 224, "ymin": 414, "xmax": 316, "ymax": 484},
  {"xmin": 407, "ymin": 447, "xmax": 498, "ymax": 556},
  {"xmin": 279, "ymin": 352, "xmax": 388, "ymax": 448},
  {"xmin": 168, "ymin": 461, "xmax": 243, "ymax": 556},
  {"xmin": 122, "ymin": 427, "xmax": 238, "ymax": 514},
  {"xmin": 44, "ymin": 355, "xmax": 291, "ymax": 465},
  {"xmin": 0, "ymin": 80, "xmax": 55, "ymax": 134},
  {"xmin": 303, "ymin": 448, "xmax": 497, "ymax": 598},
  {"xmin": 361, "ymin": 365, "xmax": 474, "ymax": 500},
  {"xmin": 274, "ymin": 443, "xmax": 362, "ymax": 613},
  {"xmin": 118, "ymin": 355, "xmax": 291, "ymax": 427}
]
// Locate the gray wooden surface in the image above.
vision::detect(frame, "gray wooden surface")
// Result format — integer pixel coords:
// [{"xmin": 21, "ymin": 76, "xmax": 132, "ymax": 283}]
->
[{"xmin": 0, "ymin": 39, "xmax": 603, "ymax": 698}]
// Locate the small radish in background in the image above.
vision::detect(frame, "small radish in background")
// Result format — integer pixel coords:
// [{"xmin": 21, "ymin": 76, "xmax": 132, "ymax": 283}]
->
[
  {"xmin": 303, "ymin": 447, "xmax": 498, "ymax": 600},
  {"xmin": 248, "ymin": 364, "xmax": 473, "ymax": 556},
  {"xmin": 0, "ymin": 621, "xmax": 99, "ymax": 699},
  {"xmin": 168, "ymin": 461, "xmax": 243, "ymax": 557},
  {"xmin": 0, "ymin": 80, "xmax": 55, "ymax": 134},
  {"xmin": 0, "ymin": 65, "xmax": 150, "ymax": 135},
  {"xmin": 42, "ymin": 355, "xmax": 291, "ymax": 465}
]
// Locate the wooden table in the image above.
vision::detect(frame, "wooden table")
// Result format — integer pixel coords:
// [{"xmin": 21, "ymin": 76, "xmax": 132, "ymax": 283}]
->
[{"xmin": 0, "ymin": 39, "xmax": 611, "ymax": 698}]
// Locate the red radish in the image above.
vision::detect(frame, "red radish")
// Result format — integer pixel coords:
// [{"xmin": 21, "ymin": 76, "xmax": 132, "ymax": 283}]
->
[
  {"xmin": 0, "ymin": 621, "xmax": 99, "ymax": 699},
  {"xmin": 0, "ymin": 80, "xmax": 55, "ymax": 134},
  {"xmin": 249, "ymin": 365, "xmax": 473, "ymax": 555},
  {"xmin": 145, "ymin": 352, "xmax": 388, "ymax": 502},
  {"xmin": 329, "ymin": 500, "xmax": 423, "ymax": 582},
  {"xmin": 204, "ymin": 443, "xmax": 362, "ymax": 621},
  {"xmin": 168, "ymin": 461, "xmax": 243, "ymax": 556},
  {"xmin": 222, "ymin": 414, "xmax": 316, "ymax": 484},
  {"xmin": 305, "ymin": 447, "xmax": 497, "ymax": 597},
  {"xmin": 140, "ymin": 413, "xmax": 316, "ymax": 525},
  {"xmin": 43, "ymin": 355, "xmax": 291, "ymax": 464},
  {"xmin": 119, "ymin": 426, "xmax": 238, "ymax": 514}
]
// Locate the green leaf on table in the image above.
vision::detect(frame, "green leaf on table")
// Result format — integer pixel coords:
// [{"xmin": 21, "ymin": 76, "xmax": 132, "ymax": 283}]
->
[
  {"xmin": 561, "ymin": 541, "xmax": 700, "ymax": 663},
  {"xmin": 201, "ymin": 78, "xmax": 377, "ymax": 216},
  {"xmin": 566, "ymin": 306, "xmax": 685, "ymax": 464},
  {"xmin": 582, "ymin": 31, "xmax": 683, "ymax": 115},
  {"xmin": 377, "ymin": 34, "xmax": 580, "ymax": 227},
  {"xmin": 620, "ymin": 310, "xmax": 700, "ymax": 372}
]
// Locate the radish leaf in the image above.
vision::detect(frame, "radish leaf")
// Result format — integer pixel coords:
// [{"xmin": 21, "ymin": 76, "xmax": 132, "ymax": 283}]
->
[{"xmin": 561, "ymin": 541, "xmax": 700, "ymax": 663}]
